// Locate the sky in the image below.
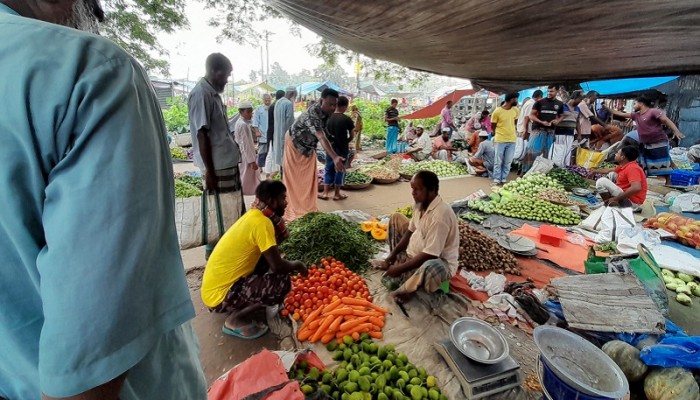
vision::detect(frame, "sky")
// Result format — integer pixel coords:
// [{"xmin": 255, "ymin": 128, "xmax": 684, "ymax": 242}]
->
[{"xmin": 157, "ymin": 1, "xmax": 354, "ymax": 82}]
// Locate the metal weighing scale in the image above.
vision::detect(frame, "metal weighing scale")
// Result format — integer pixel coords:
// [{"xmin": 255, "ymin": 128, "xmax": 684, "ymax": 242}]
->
[{"xmin": 434, "ymin": 339, "xmax": 521, "ymax": 399}]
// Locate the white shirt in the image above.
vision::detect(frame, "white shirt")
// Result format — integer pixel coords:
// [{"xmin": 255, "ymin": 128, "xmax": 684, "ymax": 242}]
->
[
  {"xmin": 517, "ymin": 98, "xmax": 536, "ymax": 134},
  {"xmin": 414, "ymin": 133, "xmax": 433, "ymax": 156}
]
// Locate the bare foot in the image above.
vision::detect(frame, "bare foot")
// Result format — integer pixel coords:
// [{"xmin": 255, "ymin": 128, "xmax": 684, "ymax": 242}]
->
[{"xmin": 394, "ymin": 291, "xmax": 415, "ymax": 304}]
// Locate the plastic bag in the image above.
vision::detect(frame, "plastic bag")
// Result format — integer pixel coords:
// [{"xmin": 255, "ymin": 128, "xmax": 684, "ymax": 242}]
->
[
  {"xmin": 576, "ymin": 148, "xmax": 605, "ymax": 168},
  {"xmin": 208, "ymin": 349, "xmax": 305, "ymax": 400},
  {"xmin": 640, "ymin": 336, "xmax": 700, "ymax": 369},
  {"xmin": 484, "ymin": 272, "xmax": 507, "ymax": 296},
  {"xmin": 524, "ymin": 155, "xmax": 554, "ymax": 176},
  {"xmin": 616, "ymin": 227, "xmax": 661, "ymax": 254},
  {"xmin": 672, "ymin": 193, "xmax": 700, "ymax": 213},
  {"xmin": 594, "ymin": 206, "xmax": 636, "ymax": 243},
  {"xmin": 644, "ymin": 212, "xmax": 700, "ymax": 249}
]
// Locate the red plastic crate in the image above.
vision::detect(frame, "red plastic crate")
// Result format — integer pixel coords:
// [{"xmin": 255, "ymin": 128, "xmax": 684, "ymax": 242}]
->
[{"xmin": 539, "ymin": 224, "xmax": 567, "ymax": 247}]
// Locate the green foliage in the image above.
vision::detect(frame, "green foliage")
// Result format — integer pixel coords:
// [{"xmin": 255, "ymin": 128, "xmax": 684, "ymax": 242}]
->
[
  {"xmin": 101, "ymin": 0, "xmax": 188, "ymax": 75},
  {"xmin": 162, "ymin": 97, "xmax": 190, "ymax": 134},
  {"xmin": 352, "ymin": 98, "xmax": 390, "ymax": 140},
  {"xmin": 174, "ymin": 179, "xmax": 202, "ymax": 198}
]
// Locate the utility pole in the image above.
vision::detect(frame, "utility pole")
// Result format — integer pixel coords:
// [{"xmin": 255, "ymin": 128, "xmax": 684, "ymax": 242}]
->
[
  {"xmin": 260, "ymin": 46, "xmax": 265, "ymax": 83},
  {"xmin": 263, "ymin": 30, "xmax": 274, "ymax": 82}
]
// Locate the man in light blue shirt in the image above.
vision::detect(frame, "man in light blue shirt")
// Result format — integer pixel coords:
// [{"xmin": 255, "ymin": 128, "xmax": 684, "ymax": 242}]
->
[
  {"xmin": 267, "ymin": 86, "xmax": 296, "ymax": 176},
  {"xmin": 252, "ymin": 93, "xmax": 272, "ymax": 167},
  {"xmin": 0, "ymin": 1, "xmax": 206, "ymax": 399}
]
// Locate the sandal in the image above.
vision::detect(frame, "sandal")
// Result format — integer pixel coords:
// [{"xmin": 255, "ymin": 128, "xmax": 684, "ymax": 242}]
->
[
  {"xmin": 333, "ymin": 194, "xmax": 348, "ymax": 201},
  {"xmin": 317, "ymin": 194, "xmax": 329, "ymax": 200},
  {"xmin": 222, "ymin": 322, "xmax": 269, "ymax": 339}
]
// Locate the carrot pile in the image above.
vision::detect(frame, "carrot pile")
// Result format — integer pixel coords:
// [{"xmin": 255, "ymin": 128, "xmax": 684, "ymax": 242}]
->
[
  {"xmin": 283, "ymin": 257, "xmax": 372, "ymax": 321},
  {"xmin": 297, "ymin": 297, "xmax": 390, "ymax": 344}
]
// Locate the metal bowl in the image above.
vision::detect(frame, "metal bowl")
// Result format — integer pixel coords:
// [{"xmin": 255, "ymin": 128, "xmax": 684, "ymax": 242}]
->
[
  {"xmin": 449, "ymin": 317, "xmax": 509, "ymax": 364},
  {"xmin": 571, "ymin": 187, "xmax": 593, "ymax": 196}
]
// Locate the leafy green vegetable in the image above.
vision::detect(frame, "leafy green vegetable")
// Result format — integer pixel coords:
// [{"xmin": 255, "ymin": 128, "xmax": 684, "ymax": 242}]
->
[
  {"xmin": 174, "ymin": 180, "xmax": 202, "ymax": 198},
  {"xmin": 175, "ymin": 175, "xmax": 203, "ymax": 189},
  {"xmin": 280, "ymin": 213, "xmax": 378, "ymax": 272},
  {"xmin": 162, "ymin": 98, "xmax": 190, "ymax": 134},
  {"xmin": 170, "ymin": 147, "xmax": 187, "ymax": 160}
]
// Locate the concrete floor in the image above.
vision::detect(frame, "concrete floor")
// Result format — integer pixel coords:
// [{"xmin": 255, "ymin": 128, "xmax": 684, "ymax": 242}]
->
[{"xmin": 178, "ymin": 163, "xmax": 500, "ymax": 384}]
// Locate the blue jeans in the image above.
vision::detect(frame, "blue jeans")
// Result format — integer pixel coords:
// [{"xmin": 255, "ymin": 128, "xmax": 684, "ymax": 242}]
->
[
  {"xmin": 493, "ymin": 142, "xmax": 516, "ymax": 183},
  {"xmin": 324, "ymin": 154, "xmax": 346, "ymax": 186}
]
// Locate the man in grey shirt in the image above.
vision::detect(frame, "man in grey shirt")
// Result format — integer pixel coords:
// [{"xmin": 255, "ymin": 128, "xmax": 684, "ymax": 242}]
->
[
  {"xmin": 267, "ymin": 86, "xmax": 296, "ymax": 176},
  {"xmin": 188, "ymin": 53, "xmax": 241, "ymax": 192}
]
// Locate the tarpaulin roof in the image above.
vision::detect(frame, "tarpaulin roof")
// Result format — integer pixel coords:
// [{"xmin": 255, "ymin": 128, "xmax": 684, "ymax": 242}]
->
[
  {"xmin": 234, "ymin": 82, "xmax": 276, "ymax": 93},
  {"xmin": 401, "ymin": 89, "xmax": 476, "ymax": 120},
  {"xmin": 267, "ymin": 0, "xmax": 700, "ymax": 92},
  {"xmin": 297, "ymin": 81, "xmax": 352, "ymax": 95},
  {"xmin": 580, "ymin": 76, "xmax": 680, "ymax": 96}
]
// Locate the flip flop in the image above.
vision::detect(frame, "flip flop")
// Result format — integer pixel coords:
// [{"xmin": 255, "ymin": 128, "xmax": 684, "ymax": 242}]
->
[
  {"xmin": 333, "ymin": 194, "xmax": 348, "ymax": 201},
  {"xmin": 317, "ymin": 194, "xmax": 329, "ymax": 201},
  {"xmin": 222, "ymin": 322, "xmax": 269, "ymax": 339}
]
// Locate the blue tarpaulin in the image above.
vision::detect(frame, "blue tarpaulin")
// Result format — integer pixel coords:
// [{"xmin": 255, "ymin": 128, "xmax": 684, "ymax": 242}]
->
[
  {"xmin": 297, "ymin": 81, "xmax": 352, "ymax": 96},
  {"xmin": 580, "ymin": 76, "xmax": 679, "ymax": 96}
]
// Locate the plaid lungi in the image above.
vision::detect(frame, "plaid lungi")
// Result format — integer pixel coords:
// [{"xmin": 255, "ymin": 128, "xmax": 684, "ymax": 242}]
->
[
  {"xmin": 387, "ymin": 213, "xmax": 451, "ymax": 295},
  {"xmin": 212, "ymin": 258, "xmax": 291, "ymax": 313},
  {"xmin": 204, "ymin": 166, "xmax": 242, "ymax": 193}
]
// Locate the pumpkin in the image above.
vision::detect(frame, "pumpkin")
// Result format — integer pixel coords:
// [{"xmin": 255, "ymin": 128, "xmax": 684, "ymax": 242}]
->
[
  {"xmin": 371, "ymin": 228, "xmax": 387, "ymax": 241},
  {"xmin": 360, "ymin": 221, "xmax": 374, "ymax": 232},
  {"xmin": 602, "ymin": 340, "xmax": 648, "ymax": 382},
  {"xmin": 644, "ymin": 367, "xmax": 700, "ymax": 400},
  {"xmin": 376, "ymin": 222, "xmax": 388, "ymax": 231}
]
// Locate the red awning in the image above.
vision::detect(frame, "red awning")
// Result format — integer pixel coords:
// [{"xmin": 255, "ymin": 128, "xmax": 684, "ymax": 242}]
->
[{"xmin": 401, "ymin": 89, "xmax": 476, "ymax": 120}]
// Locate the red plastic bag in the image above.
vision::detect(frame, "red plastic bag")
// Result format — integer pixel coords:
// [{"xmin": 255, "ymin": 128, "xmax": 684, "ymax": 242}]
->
[{"xmin": 208, "ymin": 349, "xmax": 304, "ymax": 400}]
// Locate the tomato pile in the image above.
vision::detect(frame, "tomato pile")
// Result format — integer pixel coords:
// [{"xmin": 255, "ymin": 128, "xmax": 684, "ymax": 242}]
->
[{"xmin": 283, "ymin": 257, "xmax": 372, "ymax": 321}]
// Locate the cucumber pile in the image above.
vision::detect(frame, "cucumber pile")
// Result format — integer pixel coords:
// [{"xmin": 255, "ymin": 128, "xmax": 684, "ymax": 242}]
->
[
  {"xmin": 290, "ymin": 334, "xmax": 446, "ymax": 400},
  {"xmin": 399, "ymin": 160, "xmax": 468, "ymax": 178}
]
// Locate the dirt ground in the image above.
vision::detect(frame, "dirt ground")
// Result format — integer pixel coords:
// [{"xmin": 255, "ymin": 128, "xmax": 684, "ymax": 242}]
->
[{"xmin": 178, "ymin": 160, "xmax": 503, "ymax": 385}]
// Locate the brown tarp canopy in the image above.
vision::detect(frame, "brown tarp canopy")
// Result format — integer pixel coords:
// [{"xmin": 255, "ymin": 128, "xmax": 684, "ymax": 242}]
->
[{"xmin": 266, "ymin": 0, "xmax": 700, "ymax": 92}]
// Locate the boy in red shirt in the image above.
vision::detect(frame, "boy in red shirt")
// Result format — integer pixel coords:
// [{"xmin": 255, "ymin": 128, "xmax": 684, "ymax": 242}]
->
[{"xmin": 592, "ymin": 146, "xmax": 648, "ymax": 209}]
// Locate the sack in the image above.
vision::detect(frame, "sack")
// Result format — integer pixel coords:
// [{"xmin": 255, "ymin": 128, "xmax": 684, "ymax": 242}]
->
[
  {"xmin": 594, "ymin": 206, "xmax": 636, "ymax": 243},
  {"xmin": 524, "ymin": 155, "xmax": 554, "ymax": 176},
  {"xmin": 616, "ymin": 227, "xmax": 661, "ymax": 254},
  {"xmin": 580, "ymin": 206, "xmax": 607, "ymax": 232},
  {"xmin": 514, "ymin": 136, "xmax": 528, "ymax": 161},
  {"xmin": 174, "ymin": 191, "xmax": 244, "ymax": 250},
  {"xmin": 576, "ymin": 147, "xmax": 605, "ymax": 168}
]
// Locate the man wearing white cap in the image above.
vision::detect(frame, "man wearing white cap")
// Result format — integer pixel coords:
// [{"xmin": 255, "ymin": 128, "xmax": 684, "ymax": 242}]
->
[
  {"xmin": 234, "ymin": 102, "xmax": 260, "ymax": 196},
  {"xmin": 469, "ymin": 131, "xmax": 495, "ymax": 177},
  {"xmin": 266, "ymin": 86, "xmax": 297, "ymax": 177},
  {"xmin": 432, "ymin": 127, "xmax": 454, "ymax": 161}
]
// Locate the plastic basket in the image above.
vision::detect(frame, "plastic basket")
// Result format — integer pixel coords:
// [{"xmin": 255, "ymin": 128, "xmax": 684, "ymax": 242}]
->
[{"xmin": 670, "ymin": 169, "xmax": 700, "ymax": 186}]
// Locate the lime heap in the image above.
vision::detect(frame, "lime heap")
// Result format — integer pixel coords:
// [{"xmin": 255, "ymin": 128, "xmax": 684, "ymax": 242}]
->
[{"xmin": 290, "ymin": 334, "xmax": 446, "ymax": 400}]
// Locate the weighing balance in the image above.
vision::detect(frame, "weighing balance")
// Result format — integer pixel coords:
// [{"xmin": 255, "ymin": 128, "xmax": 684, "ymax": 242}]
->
[{"xmin": 434, "ymin": 339, "xmax": 521, "ymax": 399}]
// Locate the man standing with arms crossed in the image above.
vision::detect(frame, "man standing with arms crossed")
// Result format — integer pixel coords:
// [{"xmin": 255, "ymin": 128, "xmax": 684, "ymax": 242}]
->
[
  {"xmin": 521, "ymin": 85, "xmax": 564, "ymax": 174},
  {"xmin": 252, "ymin": 93, "xmax": 272, "ymax": 169},
  {"xmin": 267, "ymin": 86, "xmax": 296, "ymax": 178},
  {"xmin": 490, "ymin": 93, "xmax": 520, "ymax": 185}
]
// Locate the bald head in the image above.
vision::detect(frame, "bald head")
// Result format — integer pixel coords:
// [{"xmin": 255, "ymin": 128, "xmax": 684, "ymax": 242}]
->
[{"xmin": 2, "ymin": 0, "xmax": 103, "ymax": 31}]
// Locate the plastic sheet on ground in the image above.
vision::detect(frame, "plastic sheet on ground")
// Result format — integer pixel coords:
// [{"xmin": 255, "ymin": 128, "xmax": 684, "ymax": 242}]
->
[
  {"xmin": 650, "ymin": 245, "xmax": 700, "ymax": 278},
  {"xmin": 278, "ymin": 269, "xmax": 539, "ymax": 400},
  {"xmin": 510, "ymin": 224, "xmax": 589, "ymax": 274}
]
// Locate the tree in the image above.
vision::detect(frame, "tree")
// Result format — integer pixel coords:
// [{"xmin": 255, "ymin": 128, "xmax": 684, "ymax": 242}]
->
[
  {"xmin": 267, "ymin": 62, "xmax": 291, "ymax": 87},
  {"xmin": 313, "ymin": 63, "xmax": 352, "ymax": 88},
  {"xmin": 202, "ymin": 1, "xmax": 430, "ymax": 88},
  {"xmin": 101, "ymin": 0, "xmax": 188, "ymax": 75}
]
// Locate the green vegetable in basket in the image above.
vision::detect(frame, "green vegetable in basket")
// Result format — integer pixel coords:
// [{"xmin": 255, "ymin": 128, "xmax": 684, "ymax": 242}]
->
[
  {"xmin": 170, "ymin": 147, "xmax": 187, "ymax": 160},
  {"xmin": 345, "ymin": 171, "xmax": 372, "ymax": 185},
  {"xmin": 174, "ymin": 180, "xmax": 202, "ymax": 198}
]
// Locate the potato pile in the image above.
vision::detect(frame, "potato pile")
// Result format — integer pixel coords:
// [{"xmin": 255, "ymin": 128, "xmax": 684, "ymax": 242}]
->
[{"xmin": 458, "ymin": 223, "xmax": 520, "ymax": 274}]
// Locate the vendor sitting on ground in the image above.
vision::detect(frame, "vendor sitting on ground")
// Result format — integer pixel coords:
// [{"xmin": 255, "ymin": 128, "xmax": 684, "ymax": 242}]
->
[
  {"xmin": 379, "ymin": 171, "xmax": 459, "ymax": 303},
  {"xmin": 433, "ymin": 128, "xmax": 454, "ymax": 161},
  {"xmin": 468, "ymin": 131, "xmax": 495, "ymax": 177},
  {"xmin": 591, "ymin": 146, "xmax": 648, "ymax": 209},
  {"xmin": 200, "ymin": 180, "xmax": 307, "ymax": 339},
  {"xmin": 409, "ymin": 125, "xmax": 433, "ymax": 161}
]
